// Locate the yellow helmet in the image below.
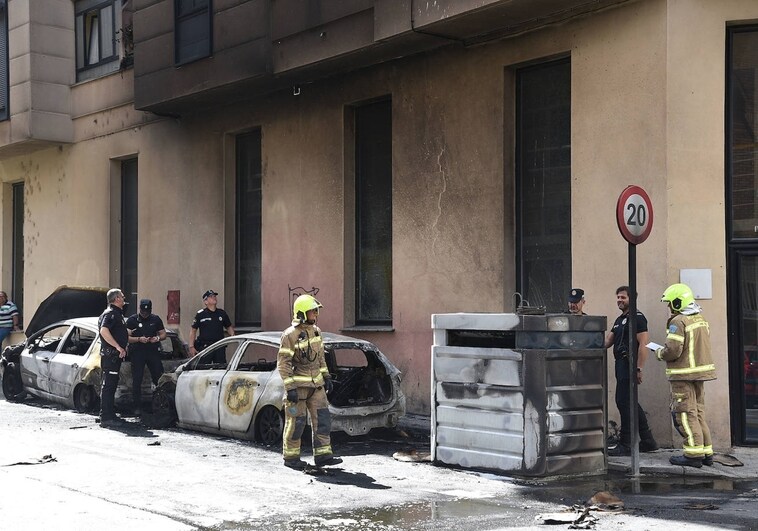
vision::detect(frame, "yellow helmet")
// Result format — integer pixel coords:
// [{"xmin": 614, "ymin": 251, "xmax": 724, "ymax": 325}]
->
[
  {"xmin": 293, "ymin": 294, "xmax": 323, "ymax": 322},
  {"xmin": 661, "ymin": 283, "xmax": 694, "ymax": 312}
]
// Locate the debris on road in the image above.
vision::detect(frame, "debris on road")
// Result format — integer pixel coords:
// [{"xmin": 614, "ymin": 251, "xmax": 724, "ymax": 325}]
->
[
  {"xmin": 714, "ymin": 454, "xmax": 743, "ymax": 467},
  {"xmin": 392, "ymin": 449, "xmax": 431, "ymax": 462},
  {"xmin": 2, "ymin": 454, "xmax": 57, "ymax": 466},
  {"xmin": 683, "ymin": 503, "xmax": 719, "ymax": 510}
]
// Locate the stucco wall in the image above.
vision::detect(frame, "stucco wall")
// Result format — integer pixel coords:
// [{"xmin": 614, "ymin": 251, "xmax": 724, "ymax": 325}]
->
[{"xmin": 2, "ymin": 0, "xmax": 758, "ymax": 450}]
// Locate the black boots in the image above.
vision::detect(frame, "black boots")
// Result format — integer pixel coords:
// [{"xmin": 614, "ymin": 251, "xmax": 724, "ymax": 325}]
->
[{"xmin": 669, "ymin": 455, "xmax": 703, "ymax": 468}]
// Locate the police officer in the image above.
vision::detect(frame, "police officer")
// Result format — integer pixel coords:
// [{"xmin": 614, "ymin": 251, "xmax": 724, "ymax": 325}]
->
[
  {"xmin": 189, "ymin": 290, "xmax": 234, "ymax": 363},
  {"xmin": 604, "ymin": 285, "xmax": 658, "ymax": 455},
  {"xmin": 656, "ymin": 283, "xmax": 716, "ymax": 468},
  {"xmin": 567, "ymin": 288, "xmax": 587, "ymax": 315},
  {"xmin": 126, "ymin": 299, "xmax": 166, "ymax": 416},
  {"xmin": 98, "ymin": 288, "xmax": 129, "ymax": 428},
  {"xmin": 277, "ymin": 294, "xmax": 342, "ymax": 470}
]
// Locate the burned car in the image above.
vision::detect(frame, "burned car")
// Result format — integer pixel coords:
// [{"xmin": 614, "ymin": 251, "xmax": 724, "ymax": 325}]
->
[
  {"xmin": 1, "ymin": 287, "xmax": 188, "ymax": 412},
  {"xmin": 152, "ymin": 332, "xmax": 406, "ymax": 445}
]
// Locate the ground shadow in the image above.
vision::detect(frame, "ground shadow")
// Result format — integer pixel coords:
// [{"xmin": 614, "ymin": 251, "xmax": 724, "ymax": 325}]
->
[{"xmin": 307, "ymin": 467, "xmax": 391, "ymax": 490}]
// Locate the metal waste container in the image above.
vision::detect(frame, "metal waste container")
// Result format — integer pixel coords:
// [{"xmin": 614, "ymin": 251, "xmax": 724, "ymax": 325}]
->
[{"xmin": 431, "ymin": 312, "xmax": 607, "ymax": 476}]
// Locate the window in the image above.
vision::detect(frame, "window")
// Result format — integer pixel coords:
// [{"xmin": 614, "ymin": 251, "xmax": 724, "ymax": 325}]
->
[
  {"xmin": 728, "ymin": 28, "xmax": 758, "ymax": 240},
  {"xmin": 355, "ymin": 100, "xmax": 393, "ymax": 325},
  {"xmin": 0, "ymin": 0, "xmax": 8, "ymax": 121},
  {"xmin": 235, "ymin": 131, "xmax": 262, "ymax": 328},
  {"xmin": 75, "ymin": 0, "xmax": 122, "ymax": 82},
  {"xmin": 191, "ymin": 340, "xmax": 242, "ymax": 370},
  {"xmin": 515, "ymin": 58, "xmax": 571, "ymax": 312},
  {"xmin": 11, "ymin": 183, "xmax": 23, "ymax": 322},
  {"xmin": 61, "ymin": 327, "xmax": 97, "ymax": 357},
  {"xmin": 175, "ymin": 0, "xmax": 212, "ymax": 65},
  {"xmin": 235, "ymin": 341, "xmax": 277, "ymax": 371},
  {"xmin": 120, "ymin": 159, "xmax": 138, "ymax": 311}
]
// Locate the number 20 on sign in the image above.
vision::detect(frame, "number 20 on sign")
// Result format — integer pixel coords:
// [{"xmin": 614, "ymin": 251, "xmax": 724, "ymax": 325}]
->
[{"xmin": 616, "ymin": 185, "xmax": 654, "ymax": 245}]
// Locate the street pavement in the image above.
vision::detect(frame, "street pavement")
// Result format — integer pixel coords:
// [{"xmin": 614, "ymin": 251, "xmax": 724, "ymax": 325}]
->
[{"xmin": 2, "ymin": 399, "xmax": 758, "ymax": 530}]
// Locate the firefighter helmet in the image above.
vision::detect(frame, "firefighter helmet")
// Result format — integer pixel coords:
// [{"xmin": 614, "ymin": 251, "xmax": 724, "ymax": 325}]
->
[
  {"xmin": 293, "ymin": 294, "xmax": 322, "ymax": 323},
  {"xmin": 661, "ymin": 283, "xmax": 695, "ymax": 312}
]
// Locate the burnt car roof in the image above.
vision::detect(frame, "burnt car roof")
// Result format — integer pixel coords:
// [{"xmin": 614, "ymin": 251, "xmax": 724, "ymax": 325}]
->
[{"xmin": 25, "ymin": 286, "xmax": 109, "ymax": 337}]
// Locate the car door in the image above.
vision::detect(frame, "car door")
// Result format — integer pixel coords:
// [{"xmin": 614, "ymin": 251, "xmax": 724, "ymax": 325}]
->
[
  {"xmin": 47, "ymin": 325, "xmax": 98, "ymax": 400},
  {"xmin": 20, "ymin": 324, "xmax": 72, "ymax": 394},
  {"xmin": 217, "ymin": 340, "xmax": 277, "ymax": 433},
  {"xmin": 175, "ymin": 339, "xmax": 244, "ymax": 430}
]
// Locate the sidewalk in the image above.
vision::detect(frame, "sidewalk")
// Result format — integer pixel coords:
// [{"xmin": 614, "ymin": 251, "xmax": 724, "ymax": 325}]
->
[
  {"xmin": 608, "ymin": 447, "xmax": 758, "ymax": 480},
  {"xmin": 400, "ymin": 414, "xmax": 758, "ymax": 480}
]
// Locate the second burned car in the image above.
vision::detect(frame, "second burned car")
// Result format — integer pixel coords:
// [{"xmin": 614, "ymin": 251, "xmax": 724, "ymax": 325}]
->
[{"xmin": 151, "ymin": 332, "xmax": 406, "ymax": 444}]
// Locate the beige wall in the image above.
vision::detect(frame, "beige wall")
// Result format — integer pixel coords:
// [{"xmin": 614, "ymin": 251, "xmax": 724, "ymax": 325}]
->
[{"xmin": 3, "ymin": 0, "xmax": 758, "ymax": 450}]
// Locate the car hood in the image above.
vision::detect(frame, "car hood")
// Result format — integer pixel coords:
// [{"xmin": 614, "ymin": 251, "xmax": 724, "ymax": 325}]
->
[{"xmin": 25, "ymin": 286, "xmax": 109, "ymax": 337}]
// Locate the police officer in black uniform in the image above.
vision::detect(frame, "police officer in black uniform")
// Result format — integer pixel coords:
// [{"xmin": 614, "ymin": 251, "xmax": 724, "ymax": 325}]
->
[
  {"xmin": 189, "ymin": 290, "xmax": 234, "ymax": 363},
  {"xmin": 126, "ymin": 299, "xmax": 166, "ymax": 415},
  {"xmin": 98, "ymin": 288, "xmax": 129, "ymax": 428}
]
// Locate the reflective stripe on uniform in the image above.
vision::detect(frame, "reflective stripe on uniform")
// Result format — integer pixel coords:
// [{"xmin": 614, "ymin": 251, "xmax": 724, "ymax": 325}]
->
[
  {"xmin": 291, "ymin": 374, "xmax": 325, "ymax": 385},
  {"xmin": 680, "ymin": 412, "xmax": 696, "ymax": 449},
  {"xmin": 665, "ymin": 333, "xmax": 684, "ymax": 343},
  {"xmin": 666, "ymin": 364, "xmax": 716, "ymax": 376},
  {"xmin": 278, "ymin": 348, "xmax": 294, "ymax": 357},
  {"xmin": 313, "ymin": 445, "xmax": 333, "ymax": 456},
  {"xmin": 283, "ymin": 377, "xmax": 295, "ymax": 386}
]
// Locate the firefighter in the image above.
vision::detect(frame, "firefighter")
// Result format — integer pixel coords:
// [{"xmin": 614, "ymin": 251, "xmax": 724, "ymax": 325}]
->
[
  {"xmin": 656, "ymin": 283, "xmax": 716, "ymax": 468},
  {"xmin": 277, "ymin": 294, "xmax": 342, "ymax": 470}
]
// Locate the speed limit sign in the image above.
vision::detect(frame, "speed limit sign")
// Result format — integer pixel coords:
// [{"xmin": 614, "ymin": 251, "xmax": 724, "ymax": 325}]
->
[{"xmin": 616, "ymin": 185, "xmax": 653, "ymax": 245}]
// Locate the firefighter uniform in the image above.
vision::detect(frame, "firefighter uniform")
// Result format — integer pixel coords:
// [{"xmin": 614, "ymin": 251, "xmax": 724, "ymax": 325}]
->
[
  {"xmin": 656, "ymin": 284, "xmax": 716, "ymax": 464},
  {"xmin": 277, "ymin": 295, "xmax": 337, "ymax": 468}
]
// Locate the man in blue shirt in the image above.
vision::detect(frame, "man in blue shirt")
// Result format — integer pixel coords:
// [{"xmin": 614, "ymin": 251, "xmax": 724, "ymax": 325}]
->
[{"xmin": 0, "ymin": 291, "xmax": 20, "ymax": 346}]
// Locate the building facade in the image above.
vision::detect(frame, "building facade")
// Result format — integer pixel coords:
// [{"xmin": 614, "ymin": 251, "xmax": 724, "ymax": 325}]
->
[{"xmin": 1, "ymin": 0, "xmax": 758, "ymax": 449}]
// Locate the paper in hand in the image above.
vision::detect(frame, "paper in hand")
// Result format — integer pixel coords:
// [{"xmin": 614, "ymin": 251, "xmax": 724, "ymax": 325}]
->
[{"xmin": 646, "ymin": 341, "xmax": 663, "ymax": 351}]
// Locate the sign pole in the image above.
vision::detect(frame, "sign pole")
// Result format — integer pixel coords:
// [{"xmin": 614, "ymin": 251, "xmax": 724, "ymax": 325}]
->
[
  {"xmin": 615, "ymin": 185, "xmax": 653, "ymax": 480},
  {"xmin": 628, "ymin": 242, "xmax": 640, "ymax": 477}
]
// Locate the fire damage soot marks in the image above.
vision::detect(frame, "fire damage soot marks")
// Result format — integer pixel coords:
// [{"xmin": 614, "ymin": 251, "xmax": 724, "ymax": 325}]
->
[{"xmin": 226, "ymin": 378, "xmax": 255, "ymax": 414}]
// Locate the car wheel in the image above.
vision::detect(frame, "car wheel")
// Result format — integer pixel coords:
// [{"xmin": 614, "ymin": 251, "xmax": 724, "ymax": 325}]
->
[
  {"xmin": 150, "ymin": 387, "xmax": 177, "ymax": 428},
  {"xmin": 2, "ymin": 363, "xmax": 26, "ymax": 402},
  {"xmin": 74, "ymin": 384, "xmax": 99, "ymax": 413},
  {"xmin": 255, "ymin": 405, "xmax": 283, "ymax": 446}
]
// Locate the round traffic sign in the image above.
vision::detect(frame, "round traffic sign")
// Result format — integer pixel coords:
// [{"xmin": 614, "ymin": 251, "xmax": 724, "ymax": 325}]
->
[{"xmin": 616, "ymin": 185, "xmax": 653, "ymax": 245}]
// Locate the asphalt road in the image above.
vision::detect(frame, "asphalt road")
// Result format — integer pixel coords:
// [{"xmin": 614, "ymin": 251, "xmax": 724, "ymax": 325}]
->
[{"xmin": 2, "ymin": 395, "xmax": 758, "ymax": 530}]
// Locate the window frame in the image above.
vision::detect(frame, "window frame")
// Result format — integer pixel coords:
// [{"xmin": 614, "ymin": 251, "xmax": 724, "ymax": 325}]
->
[
  {"xmin": 353, "ymin": 99, "xmax": 393, "ymax": 327},
  {"xmin": 0, "ymin": 0, "xmax": 9, "ymax": 121},
  {"xmin": 174, "ymin": 0, "xmax": 213, "ymax": 65},
  {"xmin": 74, "ymin": 0, "xmax": 121, "ymax": 82}
]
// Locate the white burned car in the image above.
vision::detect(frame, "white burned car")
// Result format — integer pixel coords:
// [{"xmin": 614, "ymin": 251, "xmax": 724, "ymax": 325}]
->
[
  {"xmin": 151, "ymin": 332, "xmax": 406, "ymax": 445},
  {"xmin": 0, "ymin": 287, "xmax": 188, "ymax": 412}
]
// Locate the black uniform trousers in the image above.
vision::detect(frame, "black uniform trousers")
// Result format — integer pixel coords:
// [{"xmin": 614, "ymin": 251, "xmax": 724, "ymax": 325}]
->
[
  {"xmin": 615, "ymin": 357, "xmax": 652, "ymax": 446},
  {"xmin": 130, "ymin": 350, "xmax": 163, "ymax": 407},
  {"xmin": 100, "ymin": 349, "xmax": 123, "ymax": 420}
]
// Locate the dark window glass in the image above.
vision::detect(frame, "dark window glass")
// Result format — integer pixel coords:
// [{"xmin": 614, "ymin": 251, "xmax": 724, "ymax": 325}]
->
[
  {"xmin": 355, "ymin": 100, "xmax": 392, "ymax": 325},
  {"xmin": 0, "ymin": 1, "xmax": 8, "ymax": 121},
  {"xmin": 75, "ymin": 0, "xmax": 119, "ymax": 82},
  {"xmin": 516, "ymin": 58, "xmax": 571, "ymax": 312},
  {"xmin": 729, "ymin": 30, "xmax": 758, "ymax": 239},
  {"xmin": 121, "ymin": 158, "xmax": 138, "ymax": 311},
  {"xmin": 175, "ymin": 0, "xmax": 211, "ymax": 64},
  {"xmin": 235, "ymin": 130, "xmax": 262, "ymax": 328},
  {"xmin": 12, "ymin": 182, "xmax": 23, "ymax": 322}
]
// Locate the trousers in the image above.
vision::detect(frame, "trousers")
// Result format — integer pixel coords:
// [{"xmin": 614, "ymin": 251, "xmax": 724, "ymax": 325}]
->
[
  {"xmin": 615, "ymin": 358, "xmax": 653, "ymax": 445},
  {"xmin": 130, "ymin": 350, "xmax": 163, "ymax": 407},
  {"xmin": 670, "ymin": 380, "xmax": 713, "ymax": 458},
  {"xmin": 100, "ymin": 351, "xmax": 123, "ymax": 420},
  {"xmin": 282, "ymin": 386, "xmax": 333, "ymax": 461}
]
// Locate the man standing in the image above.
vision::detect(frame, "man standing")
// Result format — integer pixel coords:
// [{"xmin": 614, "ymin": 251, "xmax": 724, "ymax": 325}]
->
[
  {"xmin": 604, "ymin": 285, "xmax": 658, "ymax": 455},
  {"xmin": 0, "ymin": 291, "xmax": 20, "ymax": 346},
  {"xmin": 126, "ymin": 299, "xmax": 166, "ymax": 416},
  {"xmin": 98, "ymin": 288, "xmax": 129, "ymax": 428},
  {"xmin": 189, "ymin": 290, "xmax": 234, "ymax": 362},
  {"xmin": 656, "ymin": 283, "xmax": 716, "ymax": 468},
  {"xmin": 568, "ymin": 288, "xmax": 587, "ymax": 315},
  {"xmin": 277, "ymin": 294, "xmax": 341, "ymax": 470}
]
